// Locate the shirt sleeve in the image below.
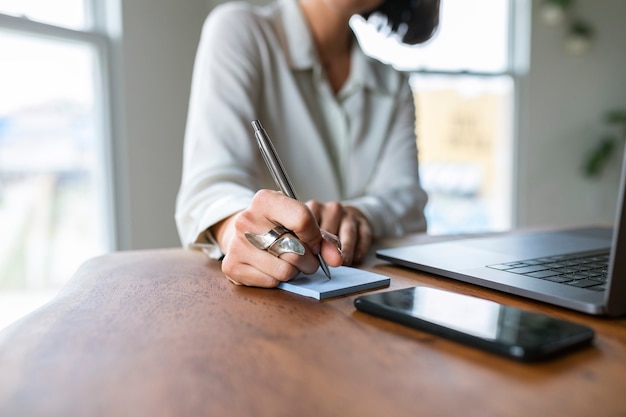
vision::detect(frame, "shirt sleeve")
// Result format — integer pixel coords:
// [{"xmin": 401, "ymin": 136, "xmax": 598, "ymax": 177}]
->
[
  {"xmin": 344, "ymin": 76, "xmax": 428, "ymax": 238},
  {"xmin": 175, "ymin": 5, "xmax": 264, "ymax": 249},
  {"xmin": 176, "ymin": 3, "xmax": 428, "ymax": 250}
]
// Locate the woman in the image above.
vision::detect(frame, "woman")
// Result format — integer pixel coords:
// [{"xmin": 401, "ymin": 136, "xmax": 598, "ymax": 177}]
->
[{"xmin": 176, "ymin": 0, "xmax": 440, "ymax": 287}]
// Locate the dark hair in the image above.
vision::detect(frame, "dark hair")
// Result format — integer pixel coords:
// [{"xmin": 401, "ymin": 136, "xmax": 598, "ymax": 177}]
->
[{"xmin": 361, "ymin": 0, "xmax": 441, "ymax": 45}]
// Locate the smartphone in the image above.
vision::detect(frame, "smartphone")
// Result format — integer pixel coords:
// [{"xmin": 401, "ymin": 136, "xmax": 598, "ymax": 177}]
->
[{"xmin": 354, "ymin": 286, "xmax": 595, "ymax": 361}]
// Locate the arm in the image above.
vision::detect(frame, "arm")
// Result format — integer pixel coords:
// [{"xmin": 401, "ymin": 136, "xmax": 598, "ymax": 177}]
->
[
  {"xmin": 175, "ymin": 5, "xmax": 264, "ymax": 250},
  {"xmin": 344, "ymin": 76, "xmax": 428, "ymax": 238},
  {"xmin": 306, "ymin": 76, "xmax": 427, "ymax": 265},
  {"xmin": 175, "ymin": 5, "xmax": 342, "ymax": 286}
]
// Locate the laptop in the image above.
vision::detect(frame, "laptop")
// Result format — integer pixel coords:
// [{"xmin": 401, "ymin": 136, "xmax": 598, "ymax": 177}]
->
[{"xmin": 376, "ymin": 152, "xmax": 626, "ymax": 317}]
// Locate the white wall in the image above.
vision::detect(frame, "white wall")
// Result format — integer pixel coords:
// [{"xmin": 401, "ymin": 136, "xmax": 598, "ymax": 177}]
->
[
  {"xmin": 113, "ymin": 0, "xmax": 273, "ymax": 251},
  {"xmin": 114, "ymin": 0, "xmax": 626, "ymax": 251},
  {"xmin": 114, "ymin": 0, "xmax": 211, "ymax": 249},
  {"xmin": 517, "ymin": 0, "xmax": 626, "ymax": 229}
]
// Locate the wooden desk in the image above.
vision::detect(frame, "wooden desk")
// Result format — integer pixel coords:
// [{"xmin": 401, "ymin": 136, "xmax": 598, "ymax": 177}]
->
[{"xmin": 1, "ymin": 237, "xmax": 625, "ymax": 416}]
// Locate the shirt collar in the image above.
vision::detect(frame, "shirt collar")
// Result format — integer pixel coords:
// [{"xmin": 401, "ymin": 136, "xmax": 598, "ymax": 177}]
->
[
  {"xmin": 277, "ymin": 0, "xmax": 391, "ymax": 95},
  {"xmin": 279, "ymin": 0, "xmax": 316, "ymax": 70}
]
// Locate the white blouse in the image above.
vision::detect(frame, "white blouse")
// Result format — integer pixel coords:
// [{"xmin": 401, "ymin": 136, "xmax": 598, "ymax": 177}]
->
[{"xmin": 175, "ymin": 0, "xmax": 428, "ymax": 255}]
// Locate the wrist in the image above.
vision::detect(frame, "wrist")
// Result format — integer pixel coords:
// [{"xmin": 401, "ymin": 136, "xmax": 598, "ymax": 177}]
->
[{"xmin": 210, "ymin": 214, "xmax": 237, "ymax": 250}]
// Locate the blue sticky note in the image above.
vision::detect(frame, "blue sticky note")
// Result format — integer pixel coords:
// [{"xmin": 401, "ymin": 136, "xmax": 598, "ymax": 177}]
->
[{"xmin": 277, "ymin": 266, "xmax": 390, "ymax": 300}]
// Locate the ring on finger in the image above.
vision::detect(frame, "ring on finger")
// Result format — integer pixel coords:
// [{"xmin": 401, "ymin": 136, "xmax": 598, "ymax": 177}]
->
[
  {"xmin": 244, "ymin": 225, "xmax": 291, "ymax": 251},
  {"xmin": 267, "ymin": 236, "xmax": 306, "ymax": 257}
]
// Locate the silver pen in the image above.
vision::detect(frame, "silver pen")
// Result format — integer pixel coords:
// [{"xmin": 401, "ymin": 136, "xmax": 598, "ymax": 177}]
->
[{"xmin": 251, "ymin": 120, "xmax": 332, "ymax": 279}]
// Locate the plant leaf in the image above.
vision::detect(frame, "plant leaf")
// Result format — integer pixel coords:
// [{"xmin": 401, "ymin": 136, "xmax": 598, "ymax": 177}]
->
[
  {"xmin": 584, "ymin": 136, "xmax": 616, "ymax": 177},
  {"xmin": 605, "ymin": 110, "xmax": 626, "ymax": 125}
]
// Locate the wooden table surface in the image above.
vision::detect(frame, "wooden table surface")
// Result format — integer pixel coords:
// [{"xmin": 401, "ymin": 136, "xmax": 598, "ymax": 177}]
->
[{"xmin": 1, "ymin": 235, "xmax": 625, "ymax": 417}]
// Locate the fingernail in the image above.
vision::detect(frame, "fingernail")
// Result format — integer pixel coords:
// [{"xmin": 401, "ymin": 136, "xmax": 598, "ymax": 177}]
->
[{"xmin": 321, "ymin": 230, "xmax": 341, "ymax": 250}]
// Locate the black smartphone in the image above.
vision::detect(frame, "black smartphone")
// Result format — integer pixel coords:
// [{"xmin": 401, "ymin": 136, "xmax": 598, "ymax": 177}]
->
[{"xmin": 354, "ymin": 286, "xmax": 595, "ymax": 361}]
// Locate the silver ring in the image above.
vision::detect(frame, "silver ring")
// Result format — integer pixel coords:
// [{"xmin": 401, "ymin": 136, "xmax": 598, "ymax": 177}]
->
[
  {"xmin": 244, "ymin": 225, "xmax": 291, "ymax": 250},
  {"xmin": 267, "ymin": 236, "xmax": 306, "ymax": 257}
]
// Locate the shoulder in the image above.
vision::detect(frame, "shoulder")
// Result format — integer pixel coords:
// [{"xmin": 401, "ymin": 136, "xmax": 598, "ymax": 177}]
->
[
  {"xmin": 203, "ymin": 1, "xmax": 274, "ymax": 35},
  {"xmin": 357, "ymin": 49, "xmax": 411, "ymax": 97},
  {"xmin": 199, "ymin": 1, "xmax": 282, "ymax": 57}
]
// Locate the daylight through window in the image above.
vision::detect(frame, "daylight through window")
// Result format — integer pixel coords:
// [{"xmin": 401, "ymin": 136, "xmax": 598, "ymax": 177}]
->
[
  {"xmin": 0, "ymin": 2, "xmax": 113, "ymax": 329},
  {"xmin": 353, "ymin": 0, "xmax": 515, "ymax": 235}
]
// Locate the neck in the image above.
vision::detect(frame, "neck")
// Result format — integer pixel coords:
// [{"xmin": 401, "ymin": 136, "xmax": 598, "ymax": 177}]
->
[
  {"xmin": 299, "ymin": 0, "xmax": 354, "ymax": 93},
  {"xmin": 299, "ymin": 0, "xmax": 353, "ymax": 62}
]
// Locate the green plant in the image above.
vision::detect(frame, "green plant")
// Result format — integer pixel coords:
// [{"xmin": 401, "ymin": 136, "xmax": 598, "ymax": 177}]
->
[
  {"xmin": 583, "ymin": 109, "xmax": 626, "ymax": 178},
  {"xmin": 569, "ymin": 19, "xmax": 594, "ymax": 38}
]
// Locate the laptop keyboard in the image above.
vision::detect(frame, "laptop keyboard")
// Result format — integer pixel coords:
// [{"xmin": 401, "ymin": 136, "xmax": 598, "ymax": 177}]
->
[{"xmin": 487, "ymin": 251, "xmax": 610, "ymax": 292}]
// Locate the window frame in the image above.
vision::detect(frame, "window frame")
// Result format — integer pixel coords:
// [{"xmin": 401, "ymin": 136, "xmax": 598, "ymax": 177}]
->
[
  {"xmin": 406, "ymin": 0, "xmax": 525, "ymax": 232},
  {"xmin": 0, "ymin": 5, "xmax": 121, "ymax": 251}
]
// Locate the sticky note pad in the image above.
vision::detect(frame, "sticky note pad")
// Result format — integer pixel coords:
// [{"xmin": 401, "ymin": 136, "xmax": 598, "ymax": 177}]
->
[{"xmin": 277, "ymin": 266, "xmax": 390, "ymax": 300}]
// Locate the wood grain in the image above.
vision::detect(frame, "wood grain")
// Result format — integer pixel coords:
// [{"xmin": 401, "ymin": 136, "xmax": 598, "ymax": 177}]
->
[{"xmin": 0, "ymin": 244, "xmax": 625, "ymax": 417}]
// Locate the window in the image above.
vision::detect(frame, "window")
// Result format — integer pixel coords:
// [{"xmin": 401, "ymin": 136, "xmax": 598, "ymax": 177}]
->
[
  {"xmin": 0, "ymin": 1, "xmax": 114, "ymax": 330},
  {"xmin": 352, "ymin": 0, "xmax": 516, "ymax": 235}
]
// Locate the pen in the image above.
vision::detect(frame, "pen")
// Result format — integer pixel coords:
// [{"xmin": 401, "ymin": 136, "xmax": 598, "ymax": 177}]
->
[{"xmin": 251, "ymin": 120, "xmax": 332, "ymax": 279}]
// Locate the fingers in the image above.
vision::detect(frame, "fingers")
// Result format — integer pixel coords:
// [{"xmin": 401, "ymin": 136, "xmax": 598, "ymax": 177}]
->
[
  {"xmin": 307, "ymin": 201, "xmax": 372, "ymax": 266},
  {"xmin": 222, "ymin": 229, "xmax": 320, "ymax": 287},
  {"xmin": 309, "ymin": 200, "xmax": 342, "ymax": 235},
  {"xmin": 219, "ymin": 190, "xmax": 327, "ymax": 287},
  {"xmin": 216, "ymin": 190, "xmax": 371, "ymax": 287},
  {"xmin": 338, "ymin": 208, "xmax": 372, "ymax": 265},
  {"xmin": 253, "ymin": 190, "xmax": 326, "ymax": 256}
]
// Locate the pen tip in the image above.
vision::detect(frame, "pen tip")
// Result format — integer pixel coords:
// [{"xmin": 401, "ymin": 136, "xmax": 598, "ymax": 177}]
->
[
  {"xmin": 319, "ymin": 258, "xmax": 332, "ymax": 280},
  {"xmin": 251, "ymin": 120, "xmax": 262, "ymax": 131}
]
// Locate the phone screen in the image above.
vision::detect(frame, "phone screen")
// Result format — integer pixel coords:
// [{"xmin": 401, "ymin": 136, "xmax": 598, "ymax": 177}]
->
[{"xmin": 354, "ymin": 286, "xmax": 595, "ymax": 361}]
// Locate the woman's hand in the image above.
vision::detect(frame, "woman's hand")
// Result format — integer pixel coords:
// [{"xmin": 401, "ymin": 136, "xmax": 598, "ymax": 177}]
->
[
  {"xmin": 306, "ymin": 200, "xmax": 373, "ymax": 265},
  {"xmin": 211, "ymin": 189, "xmax": 343, "ymax": 287}
]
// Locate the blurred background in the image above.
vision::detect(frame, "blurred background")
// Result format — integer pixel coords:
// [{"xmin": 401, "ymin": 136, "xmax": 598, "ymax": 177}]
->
[{"xmin": 1, "ymin": 0, "xmax": 625, "ymax": 329}]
